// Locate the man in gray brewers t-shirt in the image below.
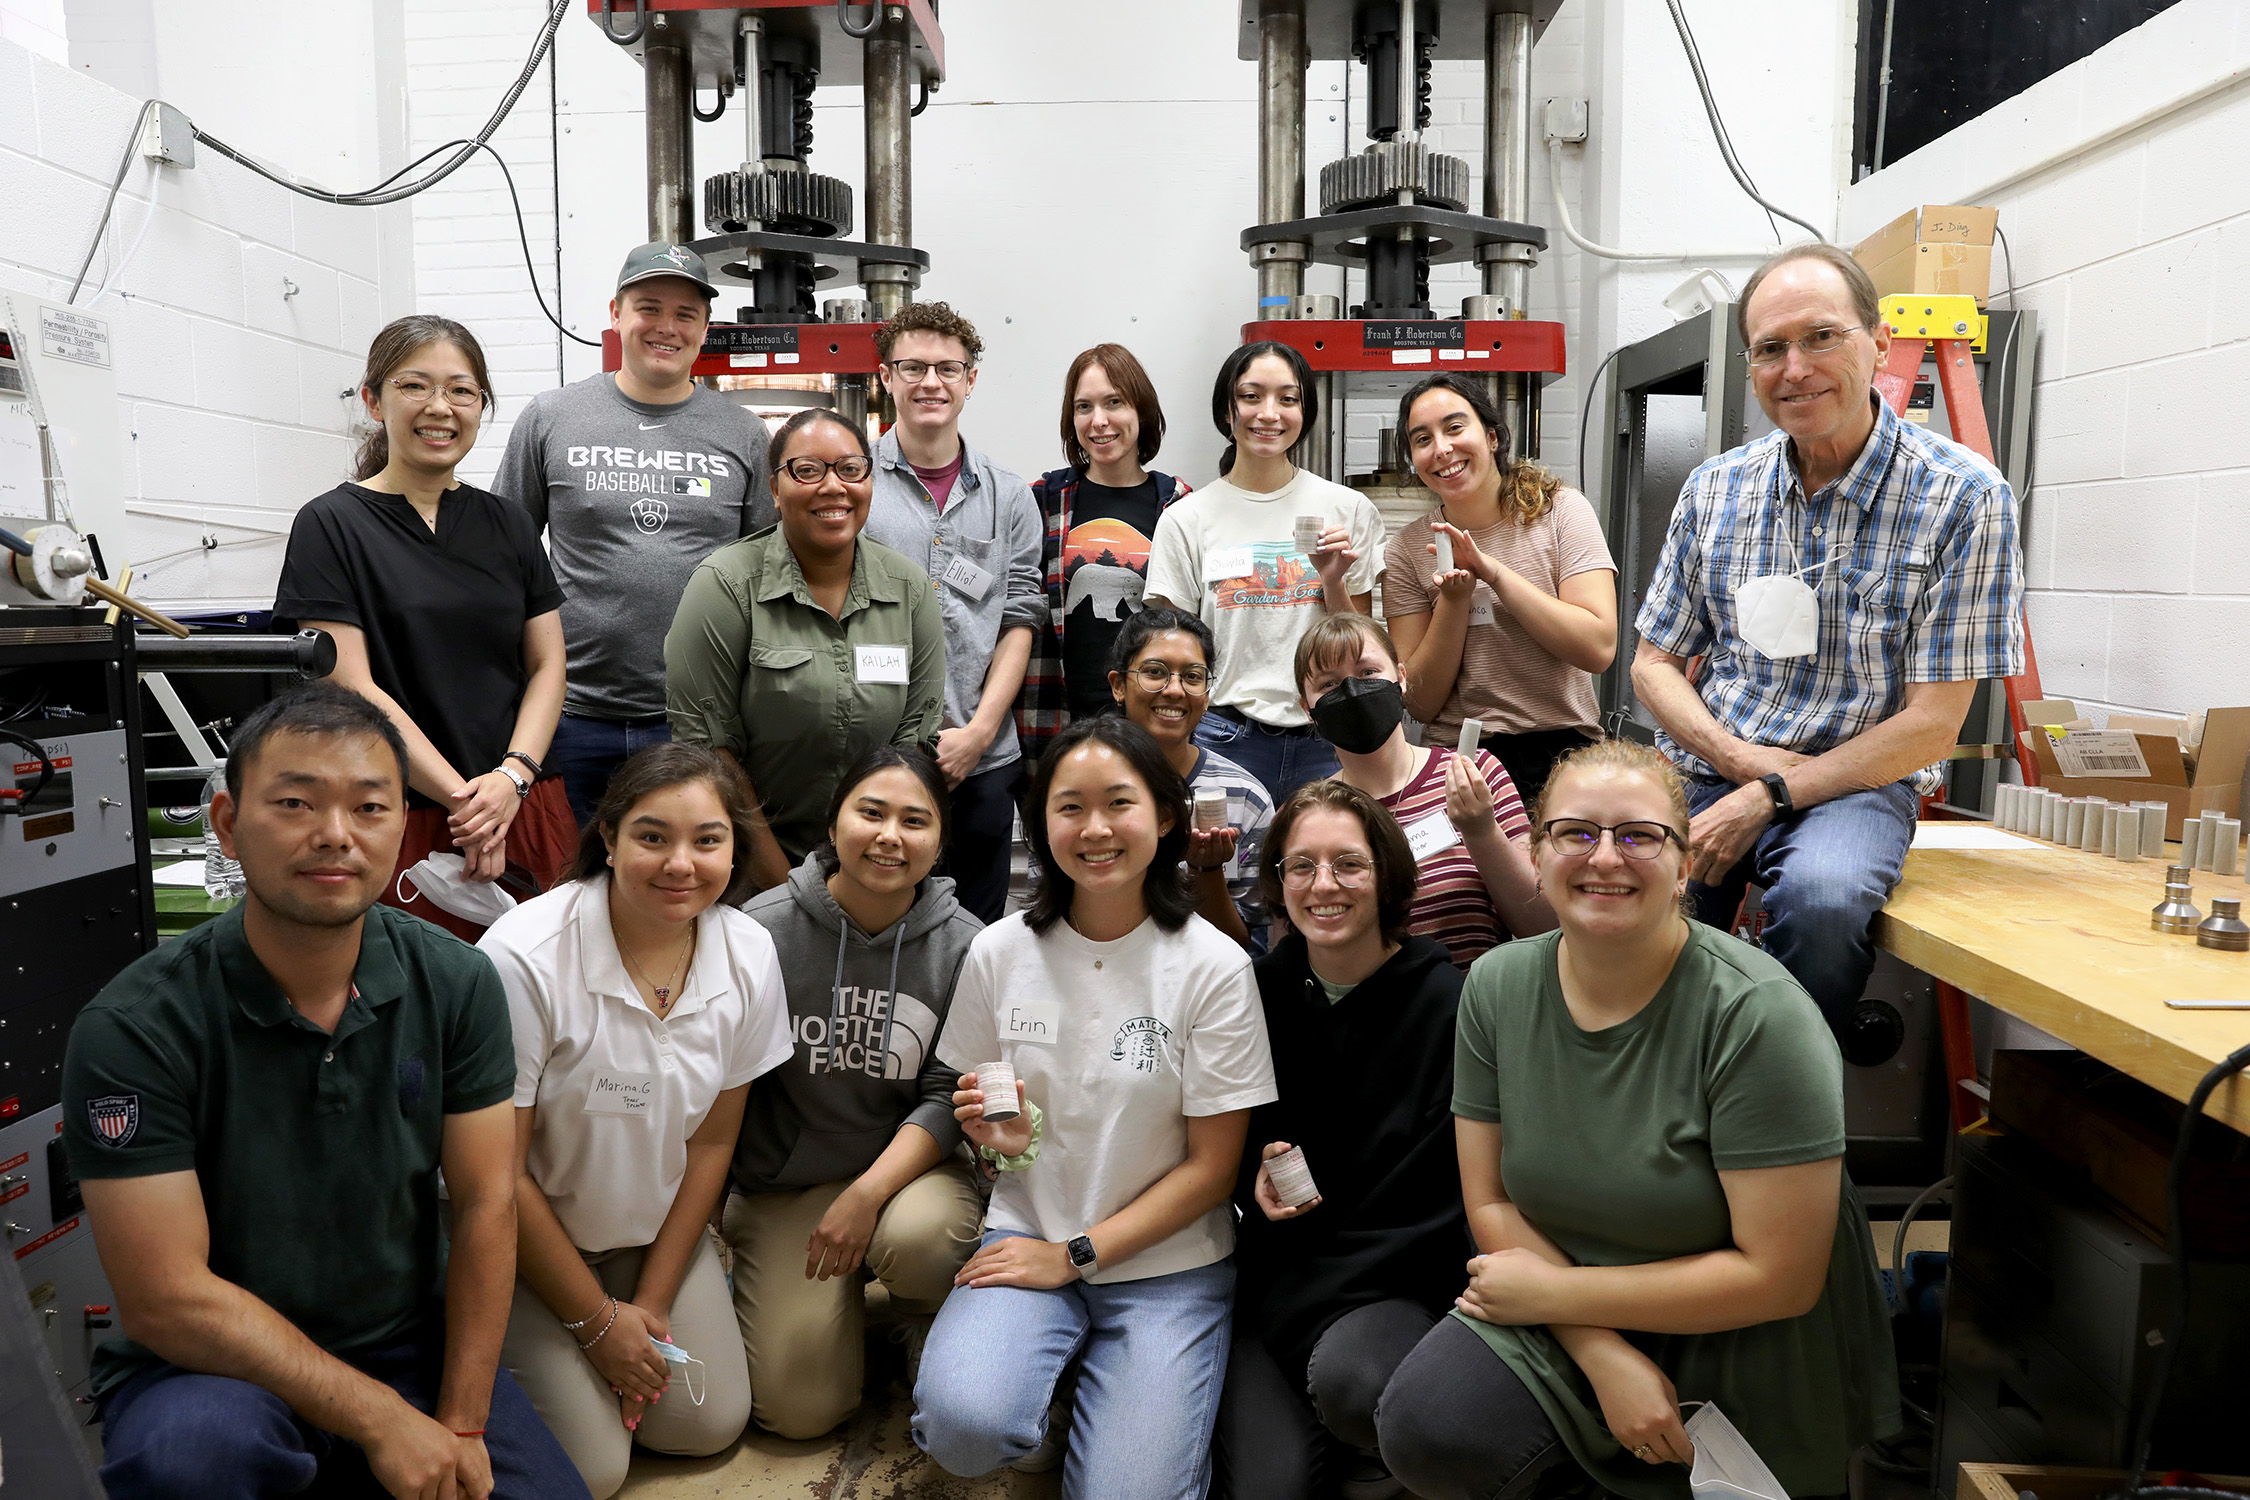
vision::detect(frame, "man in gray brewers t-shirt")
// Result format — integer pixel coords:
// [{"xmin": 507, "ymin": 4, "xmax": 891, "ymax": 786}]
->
[{"xmin": 491, "ymin": 242, "xmax": 775, "ymax": 823}]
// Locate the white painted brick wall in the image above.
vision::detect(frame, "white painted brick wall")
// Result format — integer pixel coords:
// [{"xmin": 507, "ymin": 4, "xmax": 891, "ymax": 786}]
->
[{"xmin": 0, "ymin": 33, "xmax": 400, "ymax": 609}]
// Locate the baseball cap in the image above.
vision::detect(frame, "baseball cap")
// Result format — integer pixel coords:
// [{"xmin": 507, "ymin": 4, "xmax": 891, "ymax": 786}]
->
[{"xmin": 615, "ymin": 242, "xmax": 719, "ymax": 299}]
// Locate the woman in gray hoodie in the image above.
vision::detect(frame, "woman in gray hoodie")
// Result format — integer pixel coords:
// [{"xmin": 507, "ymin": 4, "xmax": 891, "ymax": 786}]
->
[{"xmin": 726, "ymin": 745, "xmax": 987, "ymax": 1439}]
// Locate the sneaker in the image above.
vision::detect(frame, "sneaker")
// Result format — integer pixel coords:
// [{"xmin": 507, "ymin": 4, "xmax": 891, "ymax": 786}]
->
[
  {"xmin": 1009, "ymin": 1395, "xmax": 1070, "ymax": 1473},
  {"xmin": 1339, "ymin": 1447, "xmax": 1404, "ymax": 1500}
]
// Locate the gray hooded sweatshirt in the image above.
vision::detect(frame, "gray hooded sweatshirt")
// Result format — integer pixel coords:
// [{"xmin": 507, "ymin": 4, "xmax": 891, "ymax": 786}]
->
[{"xmin": 734, "ymin": 852, "xmax": 984, "ymax": 1193}]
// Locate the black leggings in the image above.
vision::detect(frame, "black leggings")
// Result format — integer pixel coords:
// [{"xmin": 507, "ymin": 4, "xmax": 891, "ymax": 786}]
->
[
  {"xmin": 1212, "ymin": 1299, "xmax": 1436, "ymax": 1500},
  {"xmin": 1375, "ymin": 1316, "xmax": 1575, "ymax": 1500}
]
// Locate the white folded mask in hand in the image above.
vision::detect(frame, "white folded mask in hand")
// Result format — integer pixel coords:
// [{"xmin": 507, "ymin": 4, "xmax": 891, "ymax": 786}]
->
[
  {"xmin": 396, "ymin": 852, "xmax": 518, "ymax": 927},
  {"xmin": 1734, "ymin": 571, "xmax": 1821, "ymax": 660},
  {"xmin": 1682, "ymin": 1401, "xmax": 1789, "ymax": 1500}
]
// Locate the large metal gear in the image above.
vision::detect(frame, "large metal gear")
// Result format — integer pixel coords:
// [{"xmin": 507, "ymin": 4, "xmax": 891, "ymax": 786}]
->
[
  {"xmin": 703, "ymin": 167, "xmax": 854, "ymax": 238},
  {"xmin": 1317, "ymin": 140, "xmax": 1470, "ymax": 215}
]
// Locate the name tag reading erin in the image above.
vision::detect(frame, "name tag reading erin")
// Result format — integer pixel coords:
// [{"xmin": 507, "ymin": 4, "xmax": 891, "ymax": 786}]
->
[
  {"xmin": 1403, "ymin": 809, "xmax": 1462, "ymax": 863},
  {"xmin": 1001, "ymin": 999, "xmax": 1062, "ymax": 1046},
  {"xmin": 1204, "ymin": 547, "xmax": 1254, "ymax": 584},
  {"xmin": 584, "ymin": 1072, "xmax": 657, "ymax": 1116},
  {"xmin": 940, "ymin": 553, "xmax": 994, "ymax": 598},
  {"xmin": 855, "ymin": 644, "xmax": 910, "ymax": 684}
]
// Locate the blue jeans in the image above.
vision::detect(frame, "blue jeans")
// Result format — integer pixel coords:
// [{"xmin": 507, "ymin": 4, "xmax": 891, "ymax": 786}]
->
[
  {"xmin": 98, "ymin": 1342, "xmax": 589, "ymax": 1500},
  {"xmin": 1192, "ymin": 714, "xmax": 1339, "ymax": 808},
  {"xmin": 912, "ymin": 1231, "xmax": 1235, "ymax": 1500},
  {"xmin": 1685, "ymin": 775, "xmax": 1919, "ymax": 1027},
  {"xmin": 550, "ymin": 712, "xmax": 672, "ymax": 826}
]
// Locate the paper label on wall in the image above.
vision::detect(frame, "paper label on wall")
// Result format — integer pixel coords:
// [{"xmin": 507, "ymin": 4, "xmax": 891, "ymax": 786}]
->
[
  {"xmin": 39, "ymin": 307, "xmax": 111, "ymax": 368},
  {"xmin": 2047, "ymin": 729, "xmax": 2150, "ymax": 779},
  {"xmin": 855, "ymin": 644, "xmax": 909, "ymax": 684},
  {"xmin": 1403, "ymin": 809, "xmax": 1462, "ymax": 862},
  {"xmin": 1001, "ymin": 999, "xmax": 1061, "ymax": 1045},
  {"xmin": 584, "ymin": 1072, "xmax": 658, "ymax": 1115}
]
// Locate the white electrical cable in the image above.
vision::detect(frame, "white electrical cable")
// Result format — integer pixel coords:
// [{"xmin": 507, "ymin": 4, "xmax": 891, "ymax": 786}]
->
[
  {"xmin": 1544, "ymin": 139, "xmax": 1773, "ymax": 263},
  {"xmin": 85, "ymin": 161, "xmax": 162, "ymax": 308}
]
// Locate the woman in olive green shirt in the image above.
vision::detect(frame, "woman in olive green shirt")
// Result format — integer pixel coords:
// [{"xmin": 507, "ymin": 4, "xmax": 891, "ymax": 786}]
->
[
  {"xmin": 1376, "ymin": 738, "xmax": 1897, "ymax": 1500},
  {"xmin": 665, "ymin": 409, "xmax": 945, "ymax": 892}
]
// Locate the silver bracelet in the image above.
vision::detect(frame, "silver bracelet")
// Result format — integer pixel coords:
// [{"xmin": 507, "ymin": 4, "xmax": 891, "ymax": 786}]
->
[
  {"xmin": 573, "ymin": 1298, "xmax": 620, "ymax": 1351},
  {"xmin": 560, "ymin": 1294, "xmax": 611, "ymax": 1331}
]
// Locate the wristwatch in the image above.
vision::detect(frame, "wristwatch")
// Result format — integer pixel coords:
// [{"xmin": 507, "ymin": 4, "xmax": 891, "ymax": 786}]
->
[
  {"xmin": 504, "ymin": 749, "xmax": 545, "ymax": 779},
  {"xmin": 1066, "ymin": 1235, "xmax": 1098, "ymax": 1274},
  {"xmin": 1758, "ymin": 772, "xmax": 1794, "ymax": 818}
]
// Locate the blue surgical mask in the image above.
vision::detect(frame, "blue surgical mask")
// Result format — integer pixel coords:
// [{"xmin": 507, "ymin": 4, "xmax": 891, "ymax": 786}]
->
[{"xmin": 649, "ymin": 1337, "xmax": 707, "ymax": 1406}]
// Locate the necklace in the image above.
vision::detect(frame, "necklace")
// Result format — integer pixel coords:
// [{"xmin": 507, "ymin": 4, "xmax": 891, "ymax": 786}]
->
[{"xmin": 621, "ymin": 925, "xmax": 695, "ymax": 1014}]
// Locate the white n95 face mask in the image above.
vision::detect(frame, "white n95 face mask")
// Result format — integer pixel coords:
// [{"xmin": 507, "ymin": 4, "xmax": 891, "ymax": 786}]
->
[
  {"xmin": 1682, "ymin": 1401, "xmax": 1788, "ymax": 1500},
  {"xmin": 396, "ymin": 852, "xmax": 518, "ymax": 927},
  {"xmin": 1734, "ymin": 571, "xmax": 1821, "ymax": 660}
]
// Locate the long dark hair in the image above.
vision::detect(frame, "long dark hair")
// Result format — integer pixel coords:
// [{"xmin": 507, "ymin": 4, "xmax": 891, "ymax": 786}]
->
[
  {"xmin": 1258, "ymin": 779, "xmax": 1418, "ymax": 946},
  {"xmin": 353, "ymin": 315, "xmax": 494, "ymax": 481},
  {"xmin": 566, "ymin": 743, "xmax": 764, "ymax": 907},
  {"xmin": 1394, "ymin": 372, "xmax": 1563, "ymax": 526},
  {"xmin": 1210, "ymin": 340, "xmax": 1317, "ymax": 477},
  {"xmin": 1022, "ymin": 715, "xmax": 1197, "ymax": 935},
  {"xmin": 813, "ymin": 744, "xmax": 953, "ymax": 878}
]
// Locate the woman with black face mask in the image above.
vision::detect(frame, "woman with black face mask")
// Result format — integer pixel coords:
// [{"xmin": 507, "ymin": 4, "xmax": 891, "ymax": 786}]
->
[{"xmin": 1293, "ymin": 615, "xmax": 1551, "ymax": 968}]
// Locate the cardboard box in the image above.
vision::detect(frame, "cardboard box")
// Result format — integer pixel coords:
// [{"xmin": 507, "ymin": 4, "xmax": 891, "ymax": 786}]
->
[
  {"xmin": 1854, "ymin": 203, "xmax": 1999, "ymax": 306},
  {"xmin": 2018, "ymin": 702, "xmax": 2250, "ymax": 839}
]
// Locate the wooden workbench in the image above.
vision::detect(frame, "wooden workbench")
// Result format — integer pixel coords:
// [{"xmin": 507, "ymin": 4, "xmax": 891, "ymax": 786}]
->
[{"xmin": 1874, "ymin": 829, "xmax": 2250, "ymax": 1133}]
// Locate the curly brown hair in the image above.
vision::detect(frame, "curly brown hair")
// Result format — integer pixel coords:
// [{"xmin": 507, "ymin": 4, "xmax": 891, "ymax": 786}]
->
[{"xmin": 876, "ymin": 301, "xmax": 984, "ymax": 365}]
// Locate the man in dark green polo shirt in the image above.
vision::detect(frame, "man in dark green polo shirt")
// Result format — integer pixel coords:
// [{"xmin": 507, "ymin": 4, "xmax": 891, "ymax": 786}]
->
[{"xmin": 63, "ymin": 683, "xmax": 588, "ymax": 1500}]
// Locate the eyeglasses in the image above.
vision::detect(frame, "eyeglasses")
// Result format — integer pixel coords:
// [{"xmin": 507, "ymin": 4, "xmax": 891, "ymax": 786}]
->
[
  {"xmin": 779, "ymin": 454, "xmax": 874, "ymax": 485},
  {"xmin": 1130, "ymin": 661, "xmax": 1210, "ymax": 695},
  {"xmin": 387, "ymin": 377, "xmax": 486, "ymax": 408},
  {"xmin": 888, "ymin": 359, "xmax": 970, "ymax": 384},
  {"xmin": 1742, "ymin": 325, "xmax": 1868, "ymax": 367},
  {"xmin": 1538, "ymin": 819, "xmax": 1685, "ymax": 860},
  {"xmin": 1278, "ymin": 854, "xmax": 1375, "ymax": 889}
]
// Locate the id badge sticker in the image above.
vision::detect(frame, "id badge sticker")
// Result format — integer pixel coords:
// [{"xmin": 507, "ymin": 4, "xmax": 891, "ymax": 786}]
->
[
  {"xmin": 940, "ymin": 552, "xmax": 994, "ymax": 599},
  {"xmin": 1467, "ymin": 588, "xmax": 1498, "ymax": 628},
  {"xmin": 1403, "ymin": 809, "xmax": 1462, "ymax": 863},
  {"xmin": 1204, "ymin": 546, "xmax": 1254, "ymax": 585},
  {"xmin": 1001, "ymin": 999, "xmax": 1062, "ymax": 1046},
  {"xmin": 855, "ymin": 644, "xmax": 910, "ymax": 684},
  {"xmin": 585, "ymin": 1072, "xmax": 658, "ymax": 1116}
]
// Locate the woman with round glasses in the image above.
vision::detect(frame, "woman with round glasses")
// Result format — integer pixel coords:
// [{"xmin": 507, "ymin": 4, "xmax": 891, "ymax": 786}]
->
[
  {"xmin": 275, "ymin": 314, "xmax": 573, "ymax": 941},
  {"xmin": 1375, "ymin": 738, "xmax": 1896, "ymax": 1500},
  {"xmin": 1381, "ymin": 374, "xmax": 1616, "ymax": 810},
  {"xmin": 1107, "ymin": 606, "xmax": 1273, "ymax": 949},
  {"xmin": 666, "ymin": 408, "xmax": 945, "ymax": 894},
  {"xmin": 1214, "ymin": 781, "xmax": 1465, "ymax": 1500}
]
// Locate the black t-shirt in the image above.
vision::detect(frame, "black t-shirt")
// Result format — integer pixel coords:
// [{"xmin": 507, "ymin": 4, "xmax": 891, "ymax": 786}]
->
[
  {"xmin": 275, "ymin": 482, "xmax": 565, "ymax": 809},
  {"xmin": 1060, "ymin": 475, "xmax": 1163, "ymax": 722}
]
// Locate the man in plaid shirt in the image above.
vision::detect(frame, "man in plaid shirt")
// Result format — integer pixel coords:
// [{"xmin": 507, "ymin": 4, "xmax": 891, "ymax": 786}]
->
[{"xmin": 1631, "ymin": 243, "xmax": 2023, "ymax": 1026}]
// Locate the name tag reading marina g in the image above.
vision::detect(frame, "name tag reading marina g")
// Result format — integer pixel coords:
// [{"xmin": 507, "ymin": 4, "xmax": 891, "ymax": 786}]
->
[{"xmin": 584, "ymin": 1072, "xmax": 657, "ymax": 1116}]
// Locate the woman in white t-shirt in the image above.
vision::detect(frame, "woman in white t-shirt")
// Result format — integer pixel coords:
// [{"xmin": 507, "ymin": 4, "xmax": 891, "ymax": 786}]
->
[
  {"xmin": 1143, "ymin": 340, "xmax": 1385, "ymax": 806},
  {"xmin": 911, "ymin": 715, "xmax": 1279, "ymax": 1499},
  {"xmin": 477, "ymin": 744, "xmax": 794, "ymax": 1499}
]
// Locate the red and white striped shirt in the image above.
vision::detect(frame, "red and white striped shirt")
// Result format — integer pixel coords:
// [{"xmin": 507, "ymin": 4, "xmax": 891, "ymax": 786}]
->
[{"xmin": 1376, "ymin": 746, "xmax": 1529, "ymax": 971}]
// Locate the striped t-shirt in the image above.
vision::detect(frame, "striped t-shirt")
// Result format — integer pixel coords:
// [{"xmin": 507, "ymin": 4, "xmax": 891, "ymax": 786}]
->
[{"xmin": 1377, "ymin": 746, "xmax": 1530, "ymax": 970}]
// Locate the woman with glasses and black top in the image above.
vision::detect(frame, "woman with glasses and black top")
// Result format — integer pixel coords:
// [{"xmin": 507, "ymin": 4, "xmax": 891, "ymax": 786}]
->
[
  {"xmin": 1381, "ymin": 374, "xmax": 1616, "ymax": 811},
  {"xmin": 666, "ymin": 409, "xmax": 946, "ymax": 895},
  {"xmin": 1375, "ymin": 738, "xmax": 1897, "ymax": 1500},
  {"xmin": 1216, "ymin": 780, "xmax": 1466, "ymax": 1500},
  {"xmin": 275, "ymin": 314, "xmax": 573, "ymax": 942}
]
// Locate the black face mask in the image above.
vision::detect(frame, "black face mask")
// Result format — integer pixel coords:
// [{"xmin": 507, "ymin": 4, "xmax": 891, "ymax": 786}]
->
[{"xmin": 1310, "ymin": 676, "xmax": 1405, "ymax": 755}]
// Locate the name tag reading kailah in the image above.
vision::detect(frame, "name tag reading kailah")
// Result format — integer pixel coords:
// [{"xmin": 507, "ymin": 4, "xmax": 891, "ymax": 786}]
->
[
  {"xmin": 855, "ymin": 644, "xmax": 910, "ymax": 684},
  {"xmin": 584, "ymin": 1072, "xmax": 658, "ymax": 1116}
]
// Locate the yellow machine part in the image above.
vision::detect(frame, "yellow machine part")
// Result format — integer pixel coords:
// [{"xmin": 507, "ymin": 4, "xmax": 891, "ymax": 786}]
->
[{"xmin": 1881, "ymin": 293, "xmax": 1988, "ymax": 353}]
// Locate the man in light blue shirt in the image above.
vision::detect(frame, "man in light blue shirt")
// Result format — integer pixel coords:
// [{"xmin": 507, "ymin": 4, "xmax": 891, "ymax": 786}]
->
[{"xmin": 860, "ymin": 302, "xmax": 1045, "ymax": 921}]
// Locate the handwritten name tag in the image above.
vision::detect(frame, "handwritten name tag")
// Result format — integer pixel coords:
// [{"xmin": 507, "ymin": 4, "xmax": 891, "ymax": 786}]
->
[
  {"xmin": 1001, "ymin": 999, "xmax": 1061, "ymax": 1046},
  {"xmin": 584, "ymin": 1072, "xmax": 657, "ymax": 1116},
  {"xmin": 1403, "ymin": 810, "xmax": 1462, "ymax": 863},
  {"xmin": 941, "ymin": 553, "xmax": 994, "ymax": 598},
  {"xmin": 856, "ymin": 644, "xmax": 909, "ymax": 684},
  {"xmin": 1204, "ymin": 547, "xmax": 1254, "ymax": 584}
]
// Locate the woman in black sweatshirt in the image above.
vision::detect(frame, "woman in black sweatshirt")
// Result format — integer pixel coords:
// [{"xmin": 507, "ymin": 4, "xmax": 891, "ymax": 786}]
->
[{"xmin": 1215, "ymin": 779, "xmax": 1468, "ymax": 1500}]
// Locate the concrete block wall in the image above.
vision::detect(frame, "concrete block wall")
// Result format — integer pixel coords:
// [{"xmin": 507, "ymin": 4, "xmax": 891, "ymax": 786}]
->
[
  {"xmin": 0, "ymin": 21, "xmax": 412, "ymax": 610},
  {"xmin": 1839, "ymin": 0, "xmax": 2250, "ymax": 721}
]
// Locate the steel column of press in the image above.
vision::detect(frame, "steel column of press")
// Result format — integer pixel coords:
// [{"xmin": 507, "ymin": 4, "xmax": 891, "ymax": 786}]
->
[
  {"xmin": 862, "ymin": 4, "xmax": 916, "ymax": 323},
  {"xmin": 1484, "ymin": 1, "xmax": 1536, "ymax": 457},
  {"xmin": 1255, "ymin": 0, "xmax": 1310, "ymax": 319},
  {"xmin": 645, "ymin": 23, "xmax": 694, "ymax": 243}
]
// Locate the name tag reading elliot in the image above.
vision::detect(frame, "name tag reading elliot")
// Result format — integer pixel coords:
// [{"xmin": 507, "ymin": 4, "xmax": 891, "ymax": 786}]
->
[
  {"xmin": 855, "ymin": 644, "xmax": 910, "ymax": 684},
  {"xmin": 940, "ymin": 553, "xmax": 994, "ymax": 598},
  {"xmin": 1001, "ymin": 999, "xmax": 1061, "ymax": 1045},
  {"xmin": 584, "ymin": 1072, "xmax": 657, "ymax": 1116}
]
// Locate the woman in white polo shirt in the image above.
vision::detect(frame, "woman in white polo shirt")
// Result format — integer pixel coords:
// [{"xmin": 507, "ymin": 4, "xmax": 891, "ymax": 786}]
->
[
  {"xmin": 910, "ymin": 714, "xmax": 1278, "ymax": 1500},
  {"xmin": 477, "ymin": 744, "xmax": 794, "ymax": 1499}
]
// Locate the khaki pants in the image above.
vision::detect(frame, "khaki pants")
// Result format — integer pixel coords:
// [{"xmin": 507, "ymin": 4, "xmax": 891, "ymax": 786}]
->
[
  {"xmin": 499, "ymin": 1230, "xmax": 751, "ymax": 1499},
  {"xmin": 721, "ymin": 1161, "xmax": 984, "ymax": 1439}
]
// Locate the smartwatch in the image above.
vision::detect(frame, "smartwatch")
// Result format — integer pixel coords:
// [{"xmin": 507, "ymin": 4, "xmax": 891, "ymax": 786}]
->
[
  {"xmin": 504, "ymin": 749, "xmax": 545, "ymax": 780},
  {"xmin": 1066, "ymin": 1235, "xmax": 1098, "ymax": 1274},
  {"xmin": 1758, "ymin": 772, "xmax": 1794, "ymax": 818}
]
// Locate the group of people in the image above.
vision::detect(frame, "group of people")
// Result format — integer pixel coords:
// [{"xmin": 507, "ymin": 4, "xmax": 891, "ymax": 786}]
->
[{"xmin": 59, "ymin": 232, "xmax": 2021, "ymax": 1500}]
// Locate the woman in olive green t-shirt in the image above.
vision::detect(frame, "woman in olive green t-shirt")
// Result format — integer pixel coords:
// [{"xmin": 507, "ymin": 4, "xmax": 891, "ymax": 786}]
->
[{"xmin": 1375, "ymin": 738, "xmax": 1898, "ymax": 1500}]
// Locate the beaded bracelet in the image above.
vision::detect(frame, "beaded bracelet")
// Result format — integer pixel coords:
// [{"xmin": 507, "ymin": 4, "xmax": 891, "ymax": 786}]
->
[
  {"xmin": 560, "ymin": 1295, "xmax": 612, "ymax": 1331},
  {"xmin": 574, "ymin": 1299, "xmax": 621, "ymax": 1352}
]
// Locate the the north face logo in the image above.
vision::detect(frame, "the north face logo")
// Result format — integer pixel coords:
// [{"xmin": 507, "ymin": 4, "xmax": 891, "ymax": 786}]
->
[{"xmin": 87, "ymin": 1094, "xmax": 139, "ymax": 1146}]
